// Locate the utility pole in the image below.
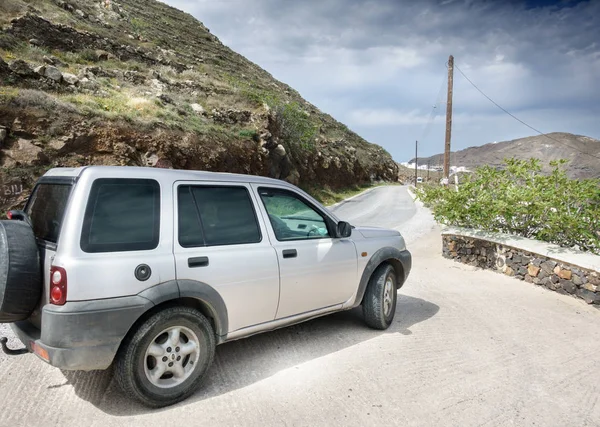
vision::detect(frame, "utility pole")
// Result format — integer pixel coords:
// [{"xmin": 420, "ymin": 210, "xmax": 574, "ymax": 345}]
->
[
  {"xmin": 414, "ymin": 140, "xmax": 418, "ymax": 186},
  {"xmin": 444, "ymin": 55, "xmax": 454, "ymax": 185},
  {"xmin": 427, "ymin": 160, "xmax": 430, "ymax": 181}
]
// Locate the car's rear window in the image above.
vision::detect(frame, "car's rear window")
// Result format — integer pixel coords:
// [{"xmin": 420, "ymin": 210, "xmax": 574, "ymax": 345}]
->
[{"xmin": 25, "ymin": 183, "xmax": 73, "ymax": 244}]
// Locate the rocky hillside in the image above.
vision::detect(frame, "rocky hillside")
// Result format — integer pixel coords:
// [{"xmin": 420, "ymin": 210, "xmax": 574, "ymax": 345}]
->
[
  {"xmin": 0, "ymin": 0, "xmax": 398, "ymax": 210},
  {"xmin": 410, "ymin": 133, "xmax": 600, "ymax": 179}
]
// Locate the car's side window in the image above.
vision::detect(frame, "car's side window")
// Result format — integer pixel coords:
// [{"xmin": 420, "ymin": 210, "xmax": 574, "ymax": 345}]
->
[
  {"xmin": 80, "ymin": 178, "xmax": 160, "ymax": 253},
  {"xmin": 177, "ymin": 185, "xmax": 261, "ymax": 247},
  {"xmin": 258, "ymin": 188, "xmax": 330, "ymax": 241}
]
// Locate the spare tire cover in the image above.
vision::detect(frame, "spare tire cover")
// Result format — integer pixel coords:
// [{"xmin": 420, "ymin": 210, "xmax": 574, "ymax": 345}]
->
[{"xmin": 0, "ymin": 220, "xmax": 42, "ymax": 323}]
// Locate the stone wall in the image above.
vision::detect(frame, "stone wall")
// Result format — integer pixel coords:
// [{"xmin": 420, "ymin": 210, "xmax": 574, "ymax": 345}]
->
[{"xmin": 443, "ymin": 235, "xmax": 600, "ymax": 306}]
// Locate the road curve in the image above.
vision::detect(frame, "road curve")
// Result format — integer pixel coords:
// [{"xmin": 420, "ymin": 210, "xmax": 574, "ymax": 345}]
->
[
  {"xmin": 1, "ymin": 187, "xmax": 599, "ymax": 427},
  {"xmin": 330, "ymin": 185, "xmax": 416, "ymax": 229}
]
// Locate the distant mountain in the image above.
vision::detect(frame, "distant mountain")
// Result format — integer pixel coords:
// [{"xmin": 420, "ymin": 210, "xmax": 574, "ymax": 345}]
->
[{"xmin": 409, "ymin": 133, "xmax": 600, "ymax": 179}]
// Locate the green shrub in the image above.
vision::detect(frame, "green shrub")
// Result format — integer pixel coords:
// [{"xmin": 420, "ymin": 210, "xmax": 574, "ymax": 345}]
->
[
  {"xmin": 79, "ymin": 48, "xmax": 99, "ymax": 63},
  {"xmin": 271, "ymin": 101, "xmax": 318, "ymax": 151},
  {"xmin": 416, "ymin": 158, "xmax": 600, "ymax": 254},
  {"xmin": 130, "ymin": 18, "xmax": 148, "ymax": 34},
  {"xmin": 238, "ymin": 129, "xmax": 258, "ymax": 139}
]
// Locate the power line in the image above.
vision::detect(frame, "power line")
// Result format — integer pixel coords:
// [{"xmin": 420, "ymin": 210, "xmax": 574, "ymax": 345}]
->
[
  {"xmin": 418, "ymin": 69, "xmax": 447, "ymax": 151},
  {"xmin": 453, "ymin": 63, "xmax": 600, "ymax": 161}
]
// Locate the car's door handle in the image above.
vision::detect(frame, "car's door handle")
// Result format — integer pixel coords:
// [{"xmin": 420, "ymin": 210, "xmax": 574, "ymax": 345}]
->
[
  {"xmin": 282, "ymin": 249, "xmax": 297, "ymax": 259},
  {"xmin": 188, "ymin": 256, "xmax": 209, "ymax": 268}
]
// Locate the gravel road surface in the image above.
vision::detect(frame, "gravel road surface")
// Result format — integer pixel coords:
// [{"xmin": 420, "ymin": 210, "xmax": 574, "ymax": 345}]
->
[{"xmin": 1, "ymin": 186, "xmax": 599, "ymax": 427}]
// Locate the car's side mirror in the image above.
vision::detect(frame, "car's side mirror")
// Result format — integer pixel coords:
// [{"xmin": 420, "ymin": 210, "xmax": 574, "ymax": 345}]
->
[{"xmin": 336, "ymin": 221, "xmax": 352, "ymax": 238}]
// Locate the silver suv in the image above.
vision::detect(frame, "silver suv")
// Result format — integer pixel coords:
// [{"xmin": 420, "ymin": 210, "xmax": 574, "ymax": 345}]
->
[{"xmin": 0, "ymin": 166, "xmax": 411, "ymax": 407}]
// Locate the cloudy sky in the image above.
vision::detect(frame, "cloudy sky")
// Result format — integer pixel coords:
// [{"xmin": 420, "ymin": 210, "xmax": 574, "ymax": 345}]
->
[{"xmin": 164, "ymin": 0, "xmax": 599, "ymax": 162}]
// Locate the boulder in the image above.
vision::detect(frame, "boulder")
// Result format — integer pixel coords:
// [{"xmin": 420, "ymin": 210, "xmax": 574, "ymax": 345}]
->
[
  {"xmin": 8, "ymin": 60, "xmax": 35, "ymax": 77},
  {"xmin": 155, "ymin": 158, "xmax": 173, "ymax": 169},
  {"xmin": 273, "ymin": 144, "xmax": 286, "ymax": 158},
  {"xmin": 0, "ymin": 127, "xmax": 7, "ymax": 147},
  {"xmin": 95, "ymin": 50, "xmax": 110, "ymax": 61},
  {"xmin": 190, "ymin": 103, "xmax": 205, "ymax": 114},
  {"xmin": 6, "ymin": 139, "xmax": 43, "ymax": 165},
  {"xmin": 33, "ymin": 65, "xmax": 46, "ymax": 75},
  {"xmin": 29, "ymin": 38, "xmax": 41, "ymax": 46},
  {"xmin": 157, "ymin": 94, "xmax": 175, "ymax": 105},
  {"xmin": 43, "ymin": 55, "xmax": 67, "ymax": 67},
  {"xmin": 44, "ymin": 66, "xmax": 63, "ymax": 82},
  {"xmin": 62, "ymin": 73, "xmax": 79, "ymax": 85}
]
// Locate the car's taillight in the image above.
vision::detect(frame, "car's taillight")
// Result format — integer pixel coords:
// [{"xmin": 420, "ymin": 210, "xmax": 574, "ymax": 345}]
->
[
  {"xmin": 49, "ymin": 266, "xmax": 67, "ymax": 305},
  {"xmin": 6, "ymin": 211, "xmax": 12, "ymax": 219}
]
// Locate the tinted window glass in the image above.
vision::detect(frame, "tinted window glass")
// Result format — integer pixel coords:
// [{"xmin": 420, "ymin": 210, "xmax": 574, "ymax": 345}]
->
[
  {"xmin": 81, "ymin": 179, "xmax": 160, "ymax": 253},
  {"xmin": 25, "ymin": 183, "xmax": 72, "ymax": 243},
  {"xmin": 259, "ymin": 188, "xmax": 330, "ymax": 241},
  {"xmin": 178, "ymin": 186, "xmax": 204, "ymax": 247},
  {"xmin": 177, "ymin": 185, "xmax": 261, "ymax": 247}
]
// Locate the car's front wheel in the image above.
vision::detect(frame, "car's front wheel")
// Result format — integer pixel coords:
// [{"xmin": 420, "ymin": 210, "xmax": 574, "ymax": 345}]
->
[
  {"xmin": 362, "ymin": 264, "xmax": 397, "ymax": 330},
  {"xmin": 115, "ymin": 306, "xmax": 215, "ymax": 407}
]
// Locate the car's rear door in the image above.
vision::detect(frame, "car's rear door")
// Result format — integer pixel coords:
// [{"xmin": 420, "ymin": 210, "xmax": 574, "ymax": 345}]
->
[{"xmin": 173, "ymin": 181, "xmax": 280, "ymax": 334}]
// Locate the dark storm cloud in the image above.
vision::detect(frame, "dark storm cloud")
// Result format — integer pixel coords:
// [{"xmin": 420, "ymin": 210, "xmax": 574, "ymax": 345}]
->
[{"xmin": 164, "ymin": 0, "xmax": 600, "ymax": 160}]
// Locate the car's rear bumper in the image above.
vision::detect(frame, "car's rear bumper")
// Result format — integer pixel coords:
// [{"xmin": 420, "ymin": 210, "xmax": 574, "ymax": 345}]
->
[
  {"xmin": 11, "ymin": 296, "xmax": 150, "ymax": 371},
  {"xmin": 11, "ymin": 320, "xmax": 120, "ymax": 370}
]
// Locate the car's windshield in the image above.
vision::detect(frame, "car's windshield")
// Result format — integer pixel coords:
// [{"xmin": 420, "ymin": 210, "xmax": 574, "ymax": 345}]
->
[{"xmin": 25, "ymin": 183, "xmax": 72, "ymax": 243}]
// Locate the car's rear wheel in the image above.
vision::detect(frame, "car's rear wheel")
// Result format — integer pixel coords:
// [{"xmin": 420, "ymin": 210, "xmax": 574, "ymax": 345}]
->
[
  {"xmin": 362, "ymin": 264, "xmax": 397, "ymax": 330},
  {"xmin": 115, "ymin": 306, "xmax": 215, "ymax": 407}
]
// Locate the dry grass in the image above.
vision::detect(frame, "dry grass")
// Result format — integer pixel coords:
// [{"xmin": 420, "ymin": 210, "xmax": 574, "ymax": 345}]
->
[
  {"xmin": 0, "ymin": 0, "xmax": 26, "ymax": 27},
  {"xmin": 7, "ymin": 89, "xmax": 78, "ymax": 113}
]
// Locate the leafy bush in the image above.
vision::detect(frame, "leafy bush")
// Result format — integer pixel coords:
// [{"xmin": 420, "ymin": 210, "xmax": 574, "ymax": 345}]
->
[
  {"xmin": 416, "ymin": 158, "xmax": 600, "ymax": 254},
  {"xmin": 79, "ymin": 48, "xmax": 99, "ymax": 63},
  {"xmin": 271, "ymin": 101, "xmax": 318, "ymax": 151},
  {"xmin": 238, "ymin": 129, "xmax": 258, "ymax": 139},
  {"xmin": 130, "ymin": 18, "xmax": 148, "ymax": 35}
]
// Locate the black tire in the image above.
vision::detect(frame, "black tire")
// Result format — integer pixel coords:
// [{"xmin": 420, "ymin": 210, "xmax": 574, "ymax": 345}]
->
[
  {"xmin": 115, "ymin": 306, "xmax": 216, "ymax": 408},
  {"xmin": 0, "ymin": 220, "xmax": 41, "ymax": 323},
  {"xmin": 362, "ymin": 264, "xmax": 397, "ymax": 330}
]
